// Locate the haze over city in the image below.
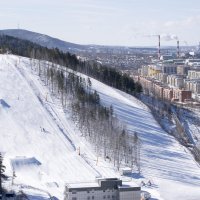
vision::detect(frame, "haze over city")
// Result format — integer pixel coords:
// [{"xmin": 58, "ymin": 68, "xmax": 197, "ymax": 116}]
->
[{"xmin": 1, "ymin": 0, "xmax": 200, "ymax": 46}]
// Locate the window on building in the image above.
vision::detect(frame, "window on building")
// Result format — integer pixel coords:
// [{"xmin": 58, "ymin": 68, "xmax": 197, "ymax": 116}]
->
[
  {"xmin": 87, "ymin": 197, "xmax": 90, "ymax": 200},
  {"xmin": 72, "ymin": 191, "xmax": 76, "ymax": 194},
  {"xmin": 72, "ymin": 197, "xmax": 77, "ymax": 200},
  {"xmin": 107, "ymin": 195, "xmax": 110, "ymax": 198},
  {"xmin": 103, "ymin": 195, "xmax": 106, "ymax": 199},
  {"xmin": 92, "ymin": 196, "xmax": 94, "ymax": 199}
]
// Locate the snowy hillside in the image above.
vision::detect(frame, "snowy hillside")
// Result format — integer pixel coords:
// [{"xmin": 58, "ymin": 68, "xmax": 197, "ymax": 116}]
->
[
  {"xmin": 0, "ymin": 29, "xmax": 85, "ymax": 52},
  {"xmin": 0, "ymin": 54, "xmax": 200, "ymax": 200}
]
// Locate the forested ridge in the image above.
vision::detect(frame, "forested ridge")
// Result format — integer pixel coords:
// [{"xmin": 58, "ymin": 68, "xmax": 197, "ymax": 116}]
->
[{"xmin": 0, "ymin": 35, "xmax": 142, "ymax": 94}]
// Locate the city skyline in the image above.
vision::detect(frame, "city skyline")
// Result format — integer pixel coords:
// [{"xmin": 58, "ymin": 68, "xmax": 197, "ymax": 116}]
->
[{"xmin": 1, "ymin": 0, "xmax": 200, "ymax": 46}]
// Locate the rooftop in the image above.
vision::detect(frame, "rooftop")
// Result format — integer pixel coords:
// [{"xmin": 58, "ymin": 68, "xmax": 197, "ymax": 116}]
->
[
  {"xmin": 66, "ymin": 178, "xmax": 140, "ymax": 191},
  {"xmin": 66, "ymin": 182, "xmax": 99, "ymax": 189}
]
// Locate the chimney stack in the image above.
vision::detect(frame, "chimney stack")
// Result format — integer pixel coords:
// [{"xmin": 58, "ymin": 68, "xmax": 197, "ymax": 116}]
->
[
  {"xmin": 177, "ymin": 40, "xmax": 180, "ymax": 58},
  {"xmin": 158, "ymin": 35, "xmax": 161, "ymax": 60}
]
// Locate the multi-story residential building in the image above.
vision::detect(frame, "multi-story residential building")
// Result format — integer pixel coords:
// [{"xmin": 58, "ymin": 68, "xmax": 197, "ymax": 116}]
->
[
  {"xmin": 173, "ymin": 89, "xmax": 192, "ymax": 102},
  {"xmin": 167, "ymin": 75, "xmax": 184, "ymax": 89},
  {"xmin": 163, "ymin": 87, "xmax": 173, "ymax": 101},
  {"xmin": 187, "ymin": 69, "xmax": 200, "ymax": 79},
  {"xmin": 139, "ymin": 75, "xmax": 193, "ymax": 102},
  {"xmin": 193, "ymin": 81, "xmax": 200, "ymax": 94},
  {"xmin": 185, "ymin": 80, "xmax": 200, "ymax": 95},
  {"xmin": 139, "ymin": 65, "xmax": 149, "ymax": 76},
  {"xmin": 177, "ymin": 65, "xmax": 190, "ymax": 75},
  {"xmin": 155, "ymin": 73, "xmax": 168, "ymax": 83},
  {"xmin": 140, "ymin": 62, "xmax": 180, "ymax": 79},
  {"xmin": 153, "ymin": 82, "xmax": 164, "ymax": 99},
  {"xmin": 161, "ymin": 63, "xmax": 177, "ymax": 74},
  {"xmin": 175, "ymin": 77, "xmax": 184, "ymax": 88},
  {"xmin": 148, "ymin": 65, "xmax": 162, "ymax": 77},
  {"xmin": 64, "ymin": 178, "xmax": 141, "ymax": 200},
  {"xmin": 139, "ymin": 76, "xmax": 153, "ymax": 94}
]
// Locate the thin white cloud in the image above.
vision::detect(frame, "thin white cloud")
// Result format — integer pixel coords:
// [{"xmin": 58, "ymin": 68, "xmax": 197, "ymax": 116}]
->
[{"xmin": 164, "ymin": 15, "xmax": 200, "ymax": 28}]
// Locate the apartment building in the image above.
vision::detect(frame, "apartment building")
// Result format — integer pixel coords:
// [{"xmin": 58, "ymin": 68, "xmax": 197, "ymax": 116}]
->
[
  {"xmin": 177, "ymin": 65, "xmax": 190, "ymax": 75},
  {"xmin": 161, "ymin": 64, "xmax": 177, "ymax": 74},
  {"xmin": 140, "ymin": 65, "xmax": 149, "ymax": 76},
  {"xmin": 167, "ymin": 75, "xmax": 184, "ymax": 89},
  {"xmin": 173, "ymin": 89, "xmax": 192, "ymax": 102},
  {"xmin": 139, "ymin": 76, "xmax": 153, "ymax": 94},
  {"xmin": 193, "ymin": 81, "xmax": 200, "ymax": 94},
  {"xmin": 148, "ymin": 65, "xmax": 162, "ymax": 77},
  {"xmin": 185, "ymin": 80, "xmax": 200, "ymax": 94},
  {"xmin": 139, "ymin": 63, "xmax": 178, "ymax": 79},
  {"xmin": 187, "ymin": 69, "xmax": 200, "ymax": 79},
  {"xmin": 64, "ymin": 178, "xmax": 141, "ymax": 200},
  {"xmin": 163, "ymin": 87, "xmax": 173, "ymax": 101},
  {"xmin": 153, "ymin": 82, "xmax": 164, "ymax": 99},
  {"xmin": 155, "ymin": 73, "xmax": 168, "ymax": 83}
]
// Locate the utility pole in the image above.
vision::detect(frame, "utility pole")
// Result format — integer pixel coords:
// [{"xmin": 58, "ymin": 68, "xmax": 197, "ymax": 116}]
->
[{"xmin": 78, "ymin": 147, "xmax": 80, "ymax": 155}]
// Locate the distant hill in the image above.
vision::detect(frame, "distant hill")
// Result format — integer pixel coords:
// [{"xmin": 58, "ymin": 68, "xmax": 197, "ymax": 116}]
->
[{"xmin": 0, "ymin": 29, "xmax": 86, "ymax": 52}]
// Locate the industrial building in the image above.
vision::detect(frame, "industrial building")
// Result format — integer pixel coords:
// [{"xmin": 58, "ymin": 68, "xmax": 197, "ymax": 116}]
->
[{"xmin": 64, "ymin": 178, "xmax": 141, "ymax": 200}]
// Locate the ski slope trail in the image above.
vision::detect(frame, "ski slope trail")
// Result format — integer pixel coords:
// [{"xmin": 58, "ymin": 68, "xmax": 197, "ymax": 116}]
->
[
  {"xmin": 0, "ymin": 55, "xmax": 117, "ymax": 199},
  {"xmin": 0, "ymin": 55, "xmax": 200, "ymax": 199}
]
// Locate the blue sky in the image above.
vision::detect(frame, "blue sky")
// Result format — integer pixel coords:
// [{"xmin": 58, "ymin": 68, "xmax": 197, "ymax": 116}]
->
[{"xmin": 1, "ymin": 0, "xmax": 200, "ymax": 46}]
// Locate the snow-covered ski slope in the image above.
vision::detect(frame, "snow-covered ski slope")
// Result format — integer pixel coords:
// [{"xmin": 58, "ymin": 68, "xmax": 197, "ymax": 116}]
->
[{"xmin": 0, "ymin": 55, "xmax": 200, "ymax": 200}]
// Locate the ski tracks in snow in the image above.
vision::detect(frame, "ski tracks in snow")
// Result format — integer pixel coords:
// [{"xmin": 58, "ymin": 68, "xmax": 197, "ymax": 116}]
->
[{"xmin": 10, "ymin": 57, "xmax": 103, "ymax": 178}]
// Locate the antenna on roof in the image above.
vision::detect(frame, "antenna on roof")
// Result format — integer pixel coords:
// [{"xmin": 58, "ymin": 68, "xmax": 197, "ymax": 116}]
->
[{"xmin": 17, "ymin": 23, "xmax": 20, "ymax": 29}]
